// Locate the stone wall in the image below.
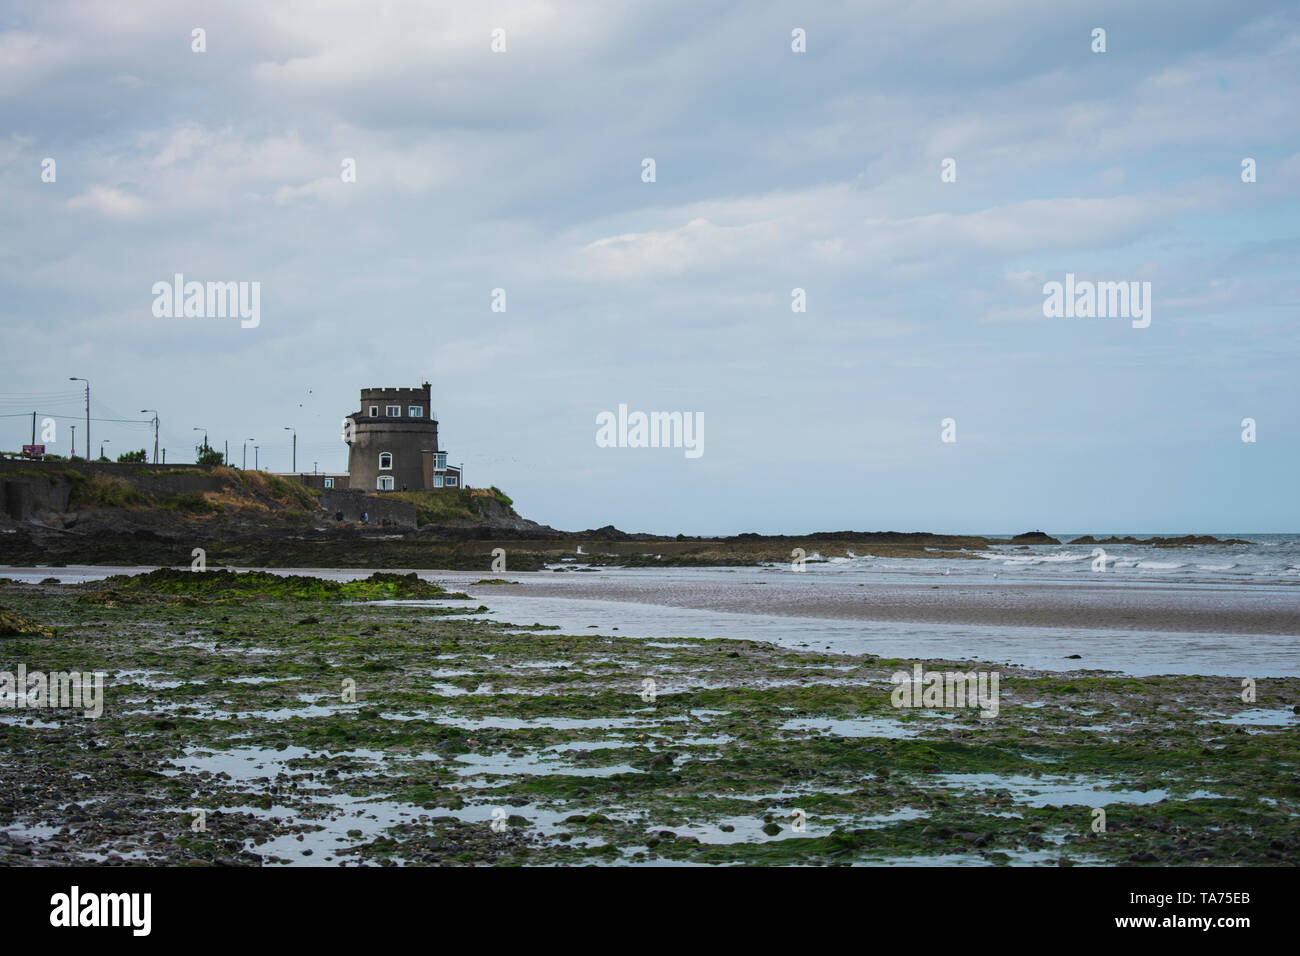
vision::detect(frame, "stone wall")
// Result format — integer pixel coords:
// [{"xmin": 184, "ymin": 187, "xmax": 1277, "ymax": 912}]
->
[
  {"xmin": 285, "ymin": 473, "xmax": 351, "ymax": 491},
  {"xmin": 320, "ymin": 489, "xmax": 416, "ymax": 530}
]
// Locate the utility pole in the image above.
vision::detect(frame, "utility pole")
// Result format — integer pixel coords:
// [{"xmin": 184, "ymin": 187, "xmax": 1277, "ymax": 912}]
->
[
  {"xmin": 69, "ymin": 377, "xmax": 89, "ymax": 457},
  {"xmin": 71, "ymin": 424, "xmax": 76, "ymax": 457},
  {"xmin": 141, "ymin": 409, "xmax": 159, "ymax": 463},
  {"xmin": 224, "ymin": 440, "xmax": 228, "ymax": 465},
  {"xmin": 243, "ymin": 438, "xmax": 255, "ymax": 470},
  {"xmin": 284, "ymin": 426, "xmax": 296, "ymax": 472},
  {"xmin": 254, "ymin": 446, "xmax": 260, "ymax": 470},
  {"xmin": 31, "ymin": 411, "xmax": 36, "ymax": 445}
]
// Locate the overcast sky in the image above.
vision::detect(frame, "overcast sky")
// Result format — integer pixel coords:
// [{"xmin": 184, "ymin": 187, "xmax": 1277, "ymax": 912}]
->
[{"xmin": 2, "ymin": 0, "xmax": 1297, "ymax": 535}]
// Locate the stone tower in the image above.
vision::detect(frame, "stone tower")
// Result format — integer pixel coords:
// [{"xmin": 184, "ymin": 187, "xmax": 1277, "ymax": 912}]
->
[{"xmin": 345, "ymin": 383, "xmax": 441, "ymax": 492}]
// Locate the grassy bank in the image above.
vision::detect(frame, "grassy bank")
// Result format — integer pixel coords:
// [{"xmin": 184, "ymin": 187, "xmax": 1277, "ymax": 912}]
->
[{"xmin": 388, "ymin": 487, "xmax": 517, "ymax": 526}]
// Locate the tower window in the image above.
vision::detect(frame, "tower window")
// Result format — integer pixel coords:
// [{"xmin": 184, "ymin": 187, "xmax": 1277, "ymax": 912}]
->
[
  {"xmin": 377, "ymin": 476, "xmax": 394, "ymax": 491},
  {"xmin": 378, "ymin": 452, "xmax": 392, "ymax": 470},
  {"xmin": 408, "ymin": 406, "xmax": 423, "ymax": 417},
  {"xmin": 369, "ymin": 406, "xmax": 378, "ymax": 417},
  {"xmin": 386, "ymin": 405, "xmax": 401, "ymax": 417},
  {"xmin": 323, "ymin": 477, "xmax": 334, "ymax": 488}
]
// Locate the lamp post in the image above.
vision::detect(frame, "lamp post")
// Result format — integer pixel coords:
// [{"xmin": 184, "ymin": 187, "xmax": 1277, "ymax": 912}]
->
[
  {"xmin": 254, "ymin": 446, "xmax": 260, "ymax": 471},
  {"xmin": 70, "ymin": 424, "xmax": 76, "ymax": 458},
  {"xmin": 140, "ymin": 410, "xmax": 159, "ymax": 464},
  {"xmin": 284, "ymin": 426, "xmax": 296, "ymax": 473},
  {"xmin": 243, "ymin": 438, "xmax": 255, "ymax": 470},
  {"xmin": 100, "ymin": 438, "xmax": 110, "ymax": 460},
  {"xmin": 69, "ymin": 377, "xmax": 89, "ymax": 458},
  {"xmin": 194, "ymin": 426, "xmax": 208, "ymax": 455}
]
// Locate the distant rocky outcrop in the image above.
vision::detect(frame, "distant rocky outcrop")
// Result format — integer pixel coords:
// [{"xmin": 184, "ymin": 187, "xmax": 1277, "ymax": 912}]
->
[
  {"xmin": 1068, "ymin": 535, "xmax": 1250, "ymax": 547},
  {"xmin": 1009, "ymin": 530, "xmax": 1061, "ymax": 545}
]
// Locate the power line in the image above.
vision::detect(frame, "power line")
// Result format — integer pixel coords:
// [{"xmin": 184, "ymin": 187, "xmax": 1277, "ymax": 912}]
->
[{"xmin": 0, "ymin": 413, "xmax": 153, "ymax": 423}]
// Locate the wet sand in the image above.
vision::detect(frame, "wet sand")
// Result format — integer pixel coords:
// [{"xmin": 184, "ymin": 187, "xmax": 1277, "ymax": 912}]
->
[{"xmin": 462, "ymin": 574, "xmax": 1300, "ymax": 636}]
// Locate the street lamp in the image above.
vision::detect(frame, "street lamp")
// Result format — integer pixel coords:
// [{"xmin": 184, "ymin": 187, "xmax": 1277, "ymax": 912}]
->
[
  {"xmin": 284, "ymin": 426, "xmax": 296, "ymax": 473},
  {"xmin": 254, "ymin": 445, "xmax": 260, "ymax": 471},
  {"xmin": 140, "ymin": 410, "xmax": 159, "ymax": 464},
  {"xmin": 69, "ymin": 377, "xmax": 89, "ymax": 457},
  {"xmin": 193, "ymin": 426, "xmax": 208, "ymax": 453},
  {"xmin": 100, "ymin": 438, "xmax": 111, "ymax": 461},
  {"xmin": 70, "ymin": 424, "xmax": 76, "ymax": 458},
  {"xmin": 243, "ymin": 438, "xmax": 255, "ymax": 470}
]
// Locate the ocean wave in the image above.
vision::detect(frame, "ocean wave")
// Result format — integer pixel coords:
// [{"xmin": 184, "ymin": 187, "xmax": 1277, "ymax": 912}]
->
[{"xmin": 976, "ymin": 551, "xmax": 1093, "ymax": 566}]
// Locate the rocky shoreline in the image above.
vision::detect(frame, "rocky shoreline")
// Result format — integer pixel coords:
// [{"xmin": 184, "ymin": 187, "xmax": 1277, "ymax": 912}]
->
[{"xmin": 1, "ymin": 571, "xmax": 1296, "ymax": 866}]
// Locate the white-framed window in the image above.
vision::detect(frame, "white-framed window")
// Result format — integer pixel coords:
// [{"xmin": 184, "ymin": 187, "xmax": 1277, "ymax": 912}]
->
[
  {"xmin": 369, "ymin": 405, "xmax": 378, "ymax": 417},
  {"xmin": 445, "ymin": 476, "xmax": 458, "ymax": 487},
  {"xmin": 386, "ymin": 404, "xmax": 401, "ymax": 417},
  {"xmin": 433, "ymin": 476, "xmax": 443, "ymax": 488},
  {"xmin": 378, "ymin": 452, "xmax": 392, "ymax": 470},
  {"xmin": 323, "ymin": 477, "xmax": 334, "ymax": 488},
  {"xmin": 408, "ymin": 406, "xmax": 423, "ymax": 418},
  {"xmin": 434, "ymin": 452, "xmax": 447, "ymax": 470},
  {"xmin": 377, "ymin": 476, "xmax": 394, "ymax": 491}
]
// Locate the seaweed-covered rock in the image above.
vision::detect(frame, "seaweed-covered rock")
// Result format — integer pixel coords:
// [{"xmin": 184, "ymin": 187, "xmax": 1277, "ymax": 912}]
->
[{"xmin": 0, "ymin": 606, "xmax": 54, "ymax": 638}]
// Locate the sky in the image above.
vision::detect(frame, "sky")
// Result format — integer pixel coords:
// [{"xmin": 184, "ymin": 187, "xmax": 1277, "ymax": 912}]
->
[{"xmin": 1, "ymin": 0, "xmax": 1297, "ymax": 535}]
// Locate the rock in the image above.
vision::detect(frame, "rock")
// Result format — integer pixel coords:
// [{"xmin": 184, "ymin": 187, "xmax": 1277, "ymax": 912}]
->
[
  {"xmin": 0, "ymin": 607, "xmax": 54, "ymax": 638},
  {"xmin": 761, "ymin": 822, "xmax": 782, "ymax": 836},
  {"xmin": 1009, "ymin": 531, "xmax": 1061, "ymax": 545}
]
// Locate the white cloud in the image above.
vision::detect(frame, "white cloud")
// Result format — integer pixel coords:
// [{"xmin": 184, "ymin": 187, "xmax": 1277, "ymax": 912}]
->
[{"xmin": 66, "ymin": 186, "xmax": 144, "ymax": 218}]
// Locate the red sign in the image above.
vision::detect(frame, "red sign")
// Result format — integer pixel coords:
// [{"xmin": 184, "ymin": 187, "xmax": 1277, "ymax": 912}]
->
[{"xmin": 22, "ymin": 445, "xmax": 45, "ymax": 458}]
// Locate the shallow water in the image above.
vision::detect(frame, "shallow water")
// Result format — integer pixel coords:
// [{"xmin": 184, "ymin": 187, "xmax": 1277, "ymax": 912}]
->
[{"xmin": 8, "ymin": 563, "xmax": 1299, "ymax": 678}]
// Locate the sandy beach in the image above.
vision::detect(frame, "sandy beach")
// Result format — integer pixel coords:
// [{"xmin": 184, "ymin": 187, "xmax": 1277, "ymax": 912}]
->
[{"xmin": 461, "ymin": 572, "xmax": 1300, "ymax": 636}]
